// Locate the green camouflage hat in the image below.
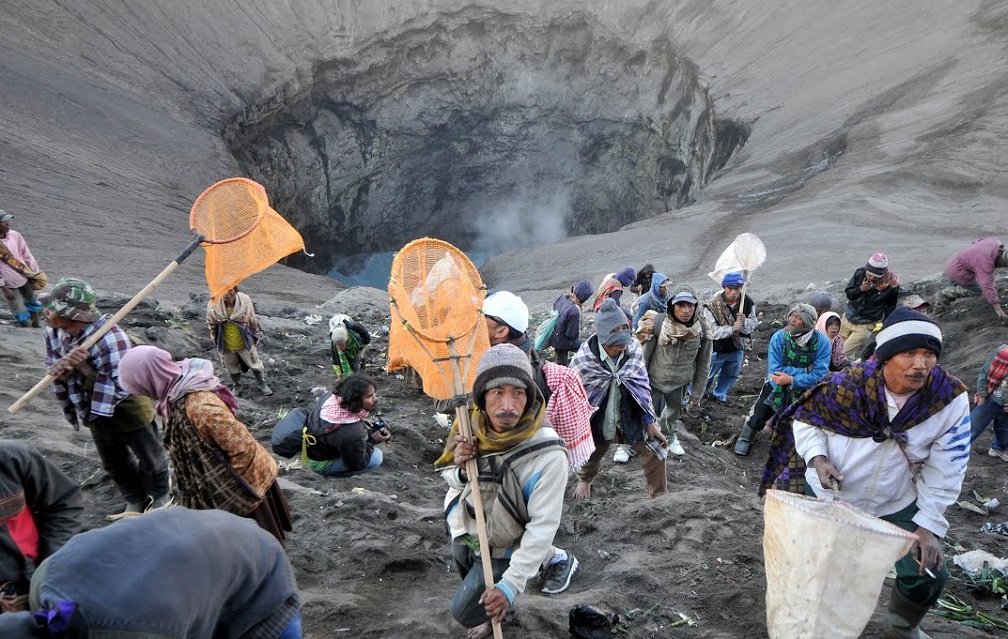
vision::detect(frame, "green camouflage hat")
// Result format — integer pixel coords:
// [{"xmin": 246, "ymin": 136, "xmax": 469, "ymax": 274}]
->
[{"xmin": 39, "ymin": 277, "xmax": 100, "ymax": 322}]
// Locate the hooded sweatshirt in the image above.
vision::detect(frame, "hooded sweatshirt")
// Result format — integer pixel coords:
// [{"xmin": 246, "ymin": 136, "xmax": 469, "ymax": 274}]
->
[
  {"xmin": 632, "ymin": 273, "xmax": 671, "ymax": 331},
  {"xmin": 642, "ymin": 284, "xmax": 713, "ymax": 393}
]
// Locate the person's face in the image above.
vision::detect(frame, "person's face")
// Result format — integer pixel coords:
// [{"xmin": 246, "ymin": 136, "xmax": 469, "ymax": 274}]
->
[
  {"xmin": 0, "ymin": 220, "xmax": 9, "ymax": 236},
  {"xmin": 484, "ymin": 316, "xmax": 510, "ymax": 346},
  {"xmin": 723, "ymin": 285, "xmax": 742, "ymax": 304},
  {"xmin": 672, "ymin": 301, "xmax": 696, "ymax": 323},
  {"xmin": 44, "ymin": 309, "xmax": 85, "ymax": 335},
  {"xmin": 223, "ymin": 288, "xmax": 238, "ymax": 305},
  {"xmin": 658, "ymin": 282, "xmax": 669, "ymax": 297},
  {"xmin": 864, "ymin": 271, "xmax": 885, "ymax": 288},
  {"xmin": 826, "ymin": 321, "xmax": 840, "ymax": 340},
  {"xmin": 882, "ymin": 348, "xmax": 938, "ymax": 394},
  {"xmin": 786, "ymin": 313, "xmax": 807, "ymax": 333},
  {"xmin": 602, "ymin": 341, "xmax": 628, "ymax": 359},
  {"xmin": 484, "ymin": 385, "xmax": 527, "ymax": 433},
  {"xmin": 361, "ymin": 385, "xmax": 378, "ymax": 411}
]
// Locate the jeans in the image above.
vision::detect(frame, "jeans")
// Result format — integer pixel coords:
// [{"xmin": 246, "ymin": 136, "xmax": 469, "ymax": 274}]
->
[
  {"xmin": 970, "ymin": 400, "xmax": 1008, "ymax": 450},
  {"xmin": 277, "ymin": 612, "xmax": 302, "ymax": 639},
  {"xmin": 450, "ymin": 543, "xmax": 512, "ymax": 628},
  {"xmin": 705, "ymin": 349, "xmax": 744, "ymax": 401},
  {"xmin": 90, "ymin": 423, "xmax": 170, "ymax": 506},
  {"xmin": 313, "ymin": 447, "xmax": 383, "ymax": 477}
]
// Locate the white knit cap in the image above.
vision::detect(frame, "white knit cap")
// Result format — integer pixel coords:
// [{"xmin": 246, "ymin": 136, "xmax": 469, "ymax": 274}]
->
[{"xmin": 483, "ymin": 291, "xmax": 529, "ymax": 333}]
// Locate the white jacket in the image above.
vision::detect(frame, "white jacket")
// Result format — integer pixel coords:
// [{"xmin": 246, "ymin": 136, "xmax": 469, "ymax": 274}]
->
[
  {"xmin": 794, "ymin": 389, "xmax": 970, "ymax": 537},
  {"xmin": 442, "ymin": 426, "xmax": 568, "ymax": 601}
]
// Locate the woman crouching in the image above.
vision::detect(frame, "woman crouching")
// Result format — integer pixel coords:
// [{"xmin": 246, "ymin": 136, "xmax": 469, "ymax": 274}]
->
[
  {"xmin": 302, "ymin": 375, "xmax": 390, "ymax": 477},
  {"xmin": 118, "ymin": 345, "xmax": 292, "ymax": 544}
]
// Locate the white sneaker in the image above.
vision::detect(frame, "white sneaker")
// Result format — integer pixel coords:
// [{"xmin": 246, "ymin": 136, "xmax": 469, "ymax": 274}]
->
[
  {"xmin": 667, "ymin": 436, "xmax": 686, "ymax": 456},
  {"xmin": 612, "ymin": 445, "xmax": 630, "ymax": 464},
  {"xmin": 988, "ymin": 448, "xmax": 1008, "ymax": 462}
]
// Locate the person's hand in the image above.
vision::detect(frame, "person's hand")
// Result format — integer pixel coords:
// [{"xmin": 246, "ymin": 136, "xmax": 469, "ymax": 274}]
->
[
  {"xmin": 480, "ymin": 587, "xmax": 510, "ymax": 623},
  {"xmin": 859, "ymin": 278, "xmax": 873, "ymax": 292},
  {"xmin": 995, "ymin": 304, "xmax": 1008, "ymax": 320},
  {"xmin": 912, "ymin": 527, "xmax": 943, "ymax": 576},
  {"xmin": 371, "ymin": 427, "xmax": 391, "ymax": 443},
  {"xmin": 770, "ymin": 371, "xmax": 793, "ymax": 386},
  {"xmin": 733, "ymin": 316, "xmax": 745, "ymax": 332},
  {"xmin": 687, "ymin": 395, "xmax": 700, "ymax": 410},
  {"xmin": 1002, "ymin": 402, "xmax": 1008, "ymax": 414},
  {"xmin": 452, "ymin": 434, "xmax": 478, "ymax": 468},
  {"xmin": 48, "ymin": 348, "xmax": 91, "ymax": 379},
  {"xmin": 645, "ymin": 422, "xmax": 667, "ymax": 447},
  {"xmin": 975, "ymin": 393, "xmax": 985, "ymax": 406},
  {"xmin": 810, "ymin": 455, "xmax": 844, "ymax": 490}
]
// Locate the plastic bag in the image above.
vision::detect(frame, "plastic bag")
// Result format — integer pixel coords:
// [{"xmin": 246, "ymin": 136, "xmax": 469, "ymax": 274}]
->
[
  {"xmin": 569, "ymin": 605, "xmax": 618, "ymax": 639},
  {"xmin": 763, "ymin": 490, "xmax": 916, "ymax": 639},
  {"xmin": 534, "ymin": 311, "xmax": 559, "ymax": 351}
]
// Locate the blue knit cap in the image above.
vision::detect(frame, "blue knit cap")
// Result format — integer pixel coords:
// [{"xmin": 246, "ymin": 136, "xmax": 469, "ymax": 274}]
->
[
  {"xmin": 721, "ymin": 272, "xmax": 745, "ymax": 287},
  {"xmin": 573, "ymin": 280, "xmax": 594, "ymax": 303},
  {"xmin": 614, "ymin": 267, "xmax": 636, "ymax": 287}
]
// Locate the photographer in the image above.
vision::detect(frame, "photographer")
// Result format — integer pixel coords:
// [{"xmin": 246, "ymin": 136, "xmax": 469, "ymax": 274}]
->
[
  {"xmin": 840, "ymin": 252, "xmax": 900, "ymax": 361},
  {"xmin": 302, "ymin": 375, "xmax": 389, "ymax": 477}
]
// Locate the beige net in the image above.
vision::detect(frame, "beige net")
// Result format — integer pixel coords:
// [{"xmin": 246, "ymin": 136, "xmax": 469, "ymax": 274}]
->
[
  {"xmin": 387, "ymin": 238, "xmax": 490, "ymax": 400},
  {"xmin": 190, "ymin": 178, "xmax": 305, "ymax": 301},
  {"xmin": 763, "ymin": 490, "xmax": 916, "ymax": 638}
]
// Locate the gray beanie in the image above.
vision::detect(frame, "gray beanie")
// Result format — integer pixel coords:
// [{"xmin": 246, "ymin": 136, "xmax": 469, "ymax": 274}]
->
[
  {"xmin": 472, "ymin": 344, "xmax": 537, "ymax": 410},
  {"xmin": 788, "ymin": 303, "xmax": 818, "ymax": 333},
  {"xmin": 809, "ymin": 291, "xmax": 833, "ymax": 313},
  {"xmin": 596, "ymin": 298, "xmax": 631, "ymax": 347}
]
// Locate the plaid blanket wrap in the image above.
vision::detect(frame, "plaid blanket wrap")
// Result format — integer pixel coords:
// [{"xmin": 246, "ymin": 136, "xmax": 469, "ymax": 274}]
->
[{"xmin": 570, "ymin": 337, "xmax": 656, "ymax": 436}]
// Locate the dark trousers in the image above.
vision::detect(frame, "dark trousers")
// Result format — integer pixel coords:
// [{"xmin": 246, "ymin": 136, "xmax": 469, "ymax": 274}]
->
[
  {"xmin": 882, "ymin": 502, "xmax": 949, "ymax": 606},
  {"xmin": 743, "ymin": 382, "xmax": 777, "ymax": 433},
  {"xmin": 90, "ymin": 423, "xmax": 170, "ymax": 507},
  {"xmin": 450, "ymin": 542, "xmax": 512, "ymax": 628}
]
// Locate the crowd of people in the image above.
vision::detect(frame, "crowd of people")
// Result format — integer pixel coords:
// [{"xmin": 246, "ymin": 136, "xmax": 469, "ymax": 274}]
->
[{"xmin": 4, "ymin": 209, "xmax": 1008, "ymax": 639}]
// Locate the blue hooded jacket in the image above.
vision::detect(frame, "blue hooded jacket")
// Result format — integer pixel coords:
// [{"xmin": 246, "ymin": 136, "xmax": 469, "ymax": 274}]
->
[{"xmin": 632, "ymin": 273, "xmax": 671, "ymax": 330}]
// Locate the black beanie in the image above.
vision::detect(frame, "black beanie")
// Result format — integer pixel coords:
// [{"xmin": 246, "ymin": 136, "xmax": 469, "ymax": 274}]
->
[{"xmin": 873, "ymin": 307, "xmax": 942, "ymax": 363}]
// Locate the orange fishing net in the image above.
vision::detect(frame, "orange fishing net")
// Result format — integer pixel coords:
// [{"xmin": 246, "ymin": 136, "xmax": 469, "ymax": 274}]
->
[
  {"xmin": 190, "ymin": 178, "xmax": 305, "ymax": 301},
  {"xmin": 387, "ymin": 238, "xmax": 490, "ymax": 400}
]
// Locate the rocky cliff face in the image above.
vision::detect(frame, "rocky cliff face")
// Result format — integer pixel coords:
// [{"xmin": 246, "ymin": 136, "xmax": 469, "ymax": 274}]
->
[{"xmin": 224, "ymin": 8, "xmax": 748, "ymax": 275}]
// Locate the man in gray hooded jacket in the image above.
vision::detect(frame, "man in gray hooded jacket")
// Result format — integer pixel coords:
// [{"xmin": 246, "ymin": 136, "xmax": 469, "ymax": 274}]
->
[{"xmin": 639, "ymin": 283, "xmax": 712, "ymax": 456}]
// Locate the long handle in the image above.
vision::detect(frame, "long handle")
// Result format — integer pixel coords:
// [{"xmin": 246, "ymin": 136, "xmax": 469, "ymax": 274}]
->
[
  {"xmin": 8, "ymin": 236, "xmax": 204, "ymax": 414},
  {"xmin": 448, "ymin": 340, "xmax": 504, "ymax": 639}
]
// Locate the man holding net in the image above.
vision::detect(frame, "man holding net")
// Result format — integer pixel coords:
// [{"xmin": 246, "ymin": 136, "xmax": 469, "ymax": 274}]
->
[
  {"xmin": 435, "ymin": 344, "xmax": 570, "ymax": 639},
  {"xmin": 760, "ymin": 308, "xmax": 970, "ymax": 639}
]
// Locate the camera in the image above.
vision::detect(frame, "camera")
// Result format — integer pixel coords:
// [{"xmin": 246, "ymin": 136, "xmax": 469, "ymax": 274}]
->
[{"xmin": 371, "ymin": 418, "xmax": 390, "ymax": 437}]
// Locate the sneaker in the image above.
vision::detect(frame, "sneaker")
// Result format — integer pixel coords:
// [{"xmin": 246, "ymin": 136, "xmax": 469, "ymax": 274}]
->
[
  {"xmin": 612, "ymin": 445, "xmax": 630, "ymax": 464},
  {"xmin": 667, "ymin": 435, "xmax": 686, "ymax": 457},
  {"xmin": 542, "ymin": 555, "xmax": 579, "ymax": 594},
  {"xmin": 988, "ymin": 448, "xmax": 1008, "ymax": 462}
]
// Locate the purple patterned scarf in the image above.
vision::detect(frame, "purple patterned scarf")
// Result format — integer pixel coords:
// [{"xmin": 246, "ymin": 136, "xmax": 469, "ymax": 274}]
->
[
  {"xmin": 570, "ymin": 336, "xmax": 656, "ymax": 418},
  {"xmin": 758, "ymin": 358, "xmax": 966, "ymax": 495}
]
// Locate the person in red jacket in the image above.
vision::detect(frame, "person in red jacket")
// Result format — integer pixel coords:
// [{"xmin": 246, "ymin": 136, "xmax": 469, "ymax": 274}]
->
[{"xmin": 0, "ymin": 441, "xmax": 83, "ymax": 613}]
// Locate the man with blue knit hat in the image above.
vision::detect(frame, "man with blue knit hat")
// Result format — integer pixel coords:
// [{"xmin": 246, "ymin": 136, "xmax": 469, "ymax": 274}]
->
[
  {"xmin": 702, "ymin": 272, "xmax": 756, "ymax": 403},
  {"xmin": 436, "ymin": 344, "xmax": 573, "ymax": 639},
  {"xmin": 760, "ymin": 307, "xmax": 970, "ymax": 639},
  {"xmin": 571, "ymin": 299, "xmax": 667, "ymax": 500},
  {"xmin": 550, "ymin": 279, "xmax": 594, "ymax": 366}
]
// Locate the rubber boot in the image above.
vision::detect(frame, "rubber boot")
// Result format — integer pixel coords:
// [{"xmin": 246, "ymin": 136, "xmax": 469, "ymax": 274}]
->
[
  {"xmin": 734, "ymin": 422, "xmax": 756, "ymax": 456},
  {"xmin": 882, "ymin": 585, "xmax": 933, "ymax": 639},
  {"xmin": 230, "ymin": 373, "xmax": 242, "ymax": 398},
  {"xmin": 253, "ymin": 370, "xmax": 273, "ymax": 396}
]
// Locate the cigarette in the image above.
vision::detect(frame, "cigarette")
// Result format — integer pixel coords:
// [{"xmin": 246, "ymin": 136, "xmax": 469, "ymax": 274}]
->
[{"xmin": 915, "ymin": 557, "xmax": 936, "ymax": 579}]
